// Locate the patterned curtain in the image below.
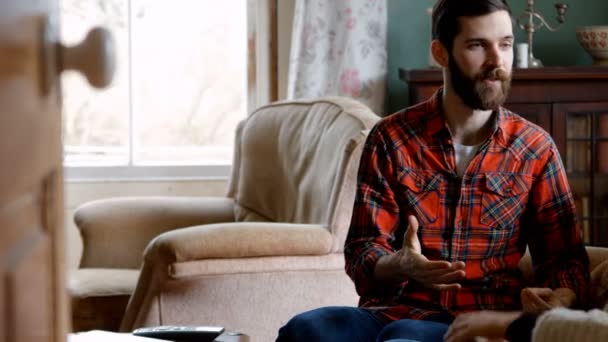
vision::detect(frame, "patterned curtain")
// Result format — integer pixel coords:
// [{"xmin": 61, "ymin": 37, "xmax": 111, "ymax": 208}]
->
[{"xmin": 287, "ymin": 0, "xmax": 387, "ymax": 114}]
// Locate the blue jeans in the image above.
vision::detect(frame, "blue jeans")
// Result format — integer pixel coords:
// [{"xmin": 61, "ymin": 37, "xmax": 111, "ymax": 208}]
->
[{"xmin": 275, "ymin": 306, "xmax": 449, "ymax": 342}]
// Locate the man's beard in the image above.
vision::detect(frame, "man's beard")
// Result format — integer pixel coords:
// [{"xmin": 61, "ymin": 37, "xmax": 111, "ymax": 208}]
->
[{"xmin": 448, "ymin": 55, "xmax": 511, "ymax": 110}]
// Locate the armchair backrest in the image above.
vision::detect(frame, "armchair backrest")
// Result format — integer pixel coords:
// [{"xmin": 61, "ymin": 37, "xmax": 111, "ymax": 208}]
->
[{"xmin": 226, "ymin": 97, "xmax": 380, "ymax": 251}]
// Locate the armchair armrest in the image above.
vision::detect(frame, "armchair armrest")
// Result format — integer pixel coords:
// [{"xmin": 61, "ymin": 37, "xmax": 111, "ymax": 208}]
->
[
  {"xmin": 144, "ymin": 222, "xmax": 334, "ymax": 266},
  {"xmin": 74, "ymin": 196, "xmax": 236, "ymax": 269},
  {"xmin": 591, "ymin": 259, "xmax": 608, "ymax": 308},
  {"xmin": 121, "ymin": 223, "xmax": 337, "ymax": 331}
]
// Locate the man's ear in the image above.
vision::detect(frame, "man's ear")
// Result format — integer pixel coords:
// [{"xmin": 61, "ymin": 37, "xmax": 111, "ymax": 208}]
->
[{"xmin": 431, "ymin": 40, "xmax": 449, "ymax": 67}]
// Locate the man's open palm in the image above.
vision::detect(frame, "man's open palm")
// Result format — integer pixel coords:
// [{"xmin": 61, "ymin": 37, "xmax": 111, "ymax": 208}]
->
[{"xmin": 399, "ymin": 215, "xmax": 466, "ymax": 291}]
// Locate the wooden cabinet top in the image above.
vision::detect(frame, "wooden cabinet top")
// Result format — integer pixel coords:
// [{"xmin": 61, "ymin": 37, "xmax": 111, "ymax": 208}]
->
[
  {"xmin": 399, "ymin": 66, "xmax": 608, "ymax": 83},
  {"xmin": 399, "ymin": 66, "xmax": 608, "ymax": 104}
]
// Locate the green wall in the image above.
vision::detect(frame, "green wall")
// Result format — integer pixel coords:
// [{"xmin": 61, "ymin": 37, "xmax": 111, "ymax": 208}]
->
[{"xmin": 386, "ymin": 0, "xmax": 608, "ymax": 113}]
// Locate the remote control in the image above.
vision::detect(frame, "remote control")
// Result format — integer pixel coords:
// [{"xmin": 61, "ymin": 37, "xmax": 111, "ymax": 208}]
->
[{"xmin": 132, "ymin": 325, "xmax": 225, "ymax": 342}]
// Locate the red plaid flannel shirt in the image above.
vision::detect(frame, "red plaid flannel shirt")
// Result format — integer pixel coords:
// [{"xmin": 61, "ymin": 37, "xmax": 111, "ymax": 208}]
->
[{"xmin": 344, "ymin": 90, "xmax": 590, "ymax": 322}]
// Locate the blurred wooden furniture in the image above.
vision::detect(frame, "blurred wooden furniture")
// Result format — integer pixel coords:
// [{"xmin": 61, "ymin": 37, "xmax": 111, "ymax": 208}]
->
[
  {"xmin": 0, "ymin": 1, "xmax": 66, "ymax": 341},
  {"xmin": 1, "ymin": 0, "xmax": 115, "ymax": 341},
  {"xmin": 400, "ymin": 66, "xmax": 608, "ymax": 247}
]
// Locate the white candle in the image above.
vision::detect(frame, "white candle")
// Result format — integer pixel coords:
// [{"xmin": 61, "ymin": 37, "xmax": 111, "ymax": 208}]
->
[{"xmin": 516, "ymin": 43, "xmax": 529, "ymax": 68}]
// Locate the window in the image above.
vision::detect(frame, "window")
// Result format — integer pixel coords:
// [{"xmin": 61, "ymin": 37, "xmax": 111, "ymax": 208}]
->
[{"xmin": 60, "ymin": 0, "xmax": 274, "ymax": 180}]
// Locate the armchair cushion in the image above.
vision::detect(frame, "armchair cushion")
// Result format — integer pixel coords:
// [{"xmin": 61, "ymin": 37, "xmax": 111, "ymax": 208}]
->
[
  {"xmin": 69, "ymin": 269, "xmax": 139, "ymax": 332},
  {"xmin": 69, "ymin": 269, "xmax": 139, "ymax": 298}
]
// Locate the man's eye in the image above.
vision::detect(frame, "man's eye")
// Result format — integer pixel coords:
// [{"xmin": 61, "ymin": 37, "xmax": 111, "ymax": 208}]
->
[
  {"xmin": 468, "ymin": 43, "xmax": 481, "ymax": 49},
  {"xmin": 501, "ymin": 42, "xmax": 513, "ymax": 48}
]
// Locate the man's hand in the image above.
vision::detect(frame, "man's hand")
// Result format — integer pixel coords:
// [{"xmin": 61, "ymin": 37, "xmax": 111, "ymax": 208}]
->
[
  {"xmin": 521, "ymin": 287, "xmax": 576, "ymax": 314},
  {"xmin": 444, "ymin": 311, "xmax": 520, "ymax": 342},
  {"xmin": 375, "ymin": 215, "xmax": 466, "ymax": 290}
]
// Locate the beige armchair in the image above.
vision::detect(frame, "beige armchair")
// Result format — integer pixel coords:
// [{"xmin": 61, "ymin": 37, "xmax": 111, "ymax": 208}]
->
[
  {"xmin": 69, "ymin": 96, "xmax": 608, "ymax": 341},
  {"xmin": 68, "ymin": 97, "xmax": 381, "ymax": 341}
]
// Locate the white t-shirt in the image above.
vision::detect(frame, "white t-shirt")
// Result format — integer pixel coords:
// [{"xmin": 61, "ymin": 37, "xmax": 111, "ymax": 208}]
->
[{"xmin": 454, "ymin": 143, "xmax": 481, "ymax": 177}]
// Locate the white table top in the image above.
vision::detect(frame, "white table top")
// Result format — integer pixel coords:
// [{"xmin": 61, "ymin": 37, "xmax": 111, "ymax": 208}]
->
[{"xmin": 68, "ymin": 330, "xmax": 249, "ymax": 342}]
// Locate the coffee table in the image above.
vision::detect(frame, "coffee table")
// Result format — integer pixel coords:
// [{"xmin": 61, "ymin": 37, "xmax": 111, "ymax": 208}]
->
[
  {"xmin": 214, "ymin": 332, "xmax": 249, "ymax": 342},
  {"xmin": 68, "ymin": 330, "xmax": 249, "ymax": 342}
]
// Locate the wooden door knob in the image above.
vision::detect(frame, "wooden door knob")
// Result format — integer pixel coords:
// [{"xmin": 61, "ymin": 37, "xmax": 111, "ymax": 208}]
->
[{"xmin": 59, "ymin": 27, "xmax": 115, "ymax": 88}]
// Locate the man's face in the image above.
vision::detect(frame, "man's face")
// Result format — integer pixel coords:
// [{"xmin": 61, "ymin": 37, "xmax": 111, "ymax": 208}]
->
[{"xmin": 447, "ymin": 10, "xmax": 514, "ymax": 110}]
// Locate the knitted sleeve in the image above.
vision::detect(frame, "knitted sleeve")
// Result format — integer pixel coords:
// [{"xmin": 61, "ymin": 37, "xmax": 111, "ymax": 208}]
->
[{"xmin": 532, "ymin": 307, "xmax": 608, "ymax": 342}]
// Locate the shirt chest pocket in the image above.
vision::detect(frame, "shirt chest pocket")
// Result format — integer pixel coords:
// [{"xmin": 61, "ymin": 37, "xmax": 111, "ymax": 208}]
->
[
  {"xmin": 397, "ymin": 171, "xmax": 442, "ymax": 224},
  {"xmin": 480, "ymin": 173, "xmax": 533, "ymax": 229}
]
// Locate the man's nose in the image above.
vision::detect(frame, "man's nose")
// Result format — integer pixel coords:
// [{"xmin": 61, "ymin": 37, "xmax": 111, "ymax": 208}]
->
[{"xmin": 486, "ymin": 45, "xmax": 503, "ymax": 67}]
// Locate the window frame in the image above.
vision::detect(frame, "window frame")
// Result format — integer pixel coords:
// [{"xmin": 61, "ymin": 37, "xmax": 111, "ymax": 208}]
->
[{"xmin": 63, "ymin": 0, "xmax": 279, "ymax": 182}]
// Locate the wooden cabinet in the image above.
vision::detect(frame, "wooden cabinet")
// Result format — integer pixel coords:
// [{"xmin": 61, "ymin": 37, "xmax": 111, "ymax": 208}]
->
[{"xmin": 400, "ymin": 67, "xmax": 608, "ymax": 246}]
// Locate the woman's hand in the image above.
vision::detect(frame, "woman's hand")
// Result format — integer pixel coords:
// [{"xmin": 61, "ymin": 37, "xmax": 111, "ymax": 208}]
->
[
  {"xmin": 444, "ymin": 311, "xmax": 520, "ymax": 342},
  {"xmin": 521, "ymin": 287, "xmax": 576, "ymax": 314}
]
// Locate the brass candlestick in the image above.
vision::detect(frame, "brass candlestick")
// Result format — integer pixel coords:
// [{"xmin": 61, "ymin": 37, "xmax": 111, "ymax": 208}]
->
[{"xmin": 516, "ymin": 0, "xmax": 568, "ymax": 67}]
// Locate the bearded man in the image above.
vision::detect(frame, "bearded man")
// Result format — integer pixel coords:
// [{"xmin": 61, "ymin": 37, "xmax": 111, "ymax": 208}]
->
[{"xmin": 276, "ymin": 1, "xmax": 589, "ymax": 341}]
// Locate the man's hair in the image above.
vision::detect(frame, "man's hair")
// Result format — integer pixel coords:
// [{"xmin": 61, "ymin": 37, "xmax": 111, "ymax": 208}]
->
[{"xmin": 432, "ymin": 0, "xmax": 512, "ymax": 51}]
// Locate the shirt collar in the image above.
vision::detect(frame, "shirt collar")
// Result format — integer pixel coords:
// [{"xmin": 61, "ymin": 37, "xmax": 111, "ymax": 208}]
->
[{"xmin": 425, "ymin": 88, "xmax": 508, "ymax": 146}]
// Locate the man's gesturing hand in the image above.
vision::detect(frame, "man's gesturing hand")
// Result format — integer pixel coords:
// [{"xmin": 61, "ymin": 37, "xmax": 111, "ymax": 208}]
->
[
  {"xmin": 400, "ymin": 215, "xmax": 466, "ymax": 290},
  {"xmin": 375, "ymin": 215, "xmax": 466, "ymax": 290}
]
